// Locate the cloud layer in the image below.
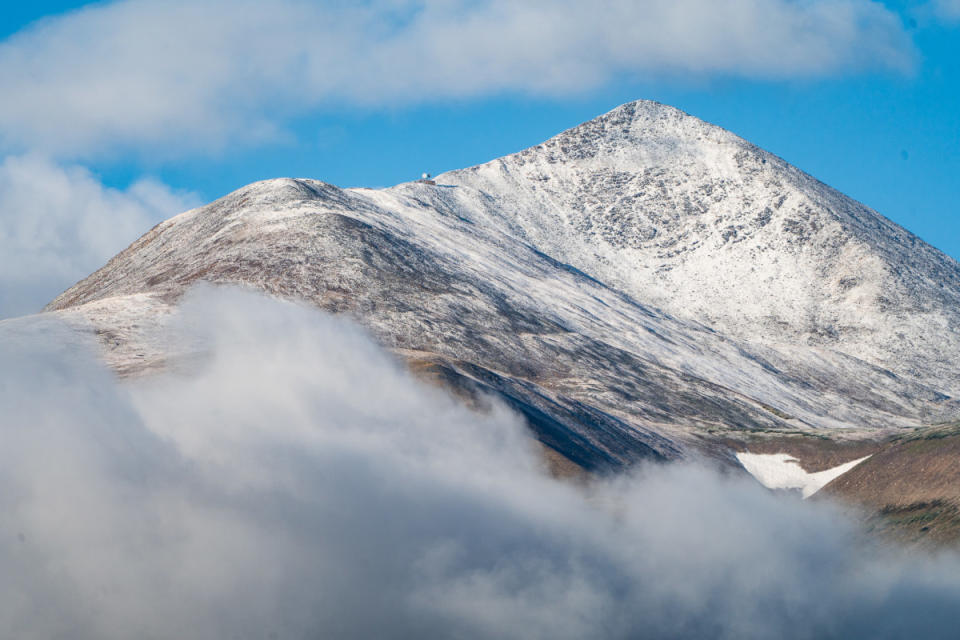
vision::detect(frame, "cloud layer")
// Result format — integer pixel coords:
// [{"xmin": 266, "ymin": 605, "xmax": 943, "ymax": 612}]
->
[
  {"xmin": 0, "ymin": 0, "xmax": 914, "ymax": 156},
  {"xmin": 3, "ymin": 286, "xmax": 960, "ymax": 639},
  {"xmin": 934, "ymin": 0, "xmax": 960, "ymax": 19},
  {"xmin": 0, "ymin": 155, "xmax": 198, "ymax": 319}
]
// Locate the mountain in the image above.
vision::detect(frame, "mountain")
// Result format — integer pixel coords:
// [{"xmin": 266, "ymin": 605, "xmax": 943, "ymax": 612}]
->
[
  {"xmin": 435, "ymin": 101, "xmax": 960, "ymax": 394},
  {"xmin": 43, "ymin": 100, "xmax": 960, "ymax": 534}
]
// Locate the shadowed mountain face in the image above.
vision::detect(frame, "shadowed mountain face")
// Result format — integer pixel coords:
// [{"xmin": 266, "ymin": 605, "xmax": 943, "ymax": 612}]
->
[{"xmin": 43, "ymin": 100, "xmax": 960, "ymax": 474}]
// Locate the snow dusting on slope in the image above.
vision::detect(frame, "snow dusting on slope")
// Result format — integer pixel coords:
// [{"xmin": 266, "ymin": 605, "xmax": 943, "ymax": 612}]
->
[
  {"xmin": 435, "ymin": 100, "xmax": 960, "ymax": 396},
  {"xmin": 40, "ymin": 100, "xmax": 960, "ymax": 468}
]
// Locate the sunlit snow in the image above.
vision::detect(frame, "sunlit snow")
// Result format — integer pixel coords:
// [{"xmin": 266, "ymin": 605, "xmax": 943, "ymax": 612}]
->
[{"xmin": 736, "ymin": 452, "xmax": 871, "ymax": 499}]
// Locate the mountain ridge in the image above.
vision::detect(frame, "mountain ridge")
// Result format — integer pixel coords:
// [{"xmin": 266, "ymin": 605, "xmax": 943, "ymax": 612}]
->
[
  {"xmin": 422, "ymin": 99, "xmax": 960, "ymax": 394},
  {"xmin": 41, "ymin": 100, "xmax": 960, "ymax": 477}
]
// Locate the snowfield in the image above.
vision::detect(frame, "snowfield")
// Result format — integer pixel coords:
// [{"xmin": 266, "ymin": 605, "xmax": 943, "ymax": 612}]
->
[{"xmin": 736, "ymin": 452, "xmax": 873, "ymax": 499}]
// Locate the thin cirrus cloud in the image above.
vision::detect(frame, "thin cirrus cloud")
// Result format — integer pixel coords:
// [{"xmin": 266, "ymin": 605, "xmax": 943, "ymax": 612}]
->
[
  {"xmin": 3, "ymin": 285, "xmax": 960, "ymax": 639},
  {"xmin": 0, "ymin": 0, "xmax": 915, "ymax": 158},
  {"xmin": 934, "ymin": 0, "xmax": 960, "ymax": 19}
]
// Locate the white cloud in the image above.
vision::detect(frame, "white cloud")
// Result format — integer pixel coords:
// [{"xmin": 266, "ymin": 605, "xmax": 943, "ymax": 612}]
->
[
  {"xmin": 0, "ymin": 155, "xmax": 198, "ymax": 319},
  {"xmin": 0, "ymin": 0, "xmax": 914, "ymax": 157},
  {"xmin": 2, "ymin": 286, "xmax": 960, "ymax": 639},
  {"xmin": 934, "ymin": 0, "xmax": 960, "ymax": 19}
]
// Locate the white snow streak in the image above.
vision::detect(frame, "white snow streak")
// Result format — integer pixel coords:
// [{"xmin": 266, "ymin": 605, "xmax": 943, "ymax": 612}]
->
[{"xmin": 736, "ymin": 452, "xmax": 872, "ymax": 499}]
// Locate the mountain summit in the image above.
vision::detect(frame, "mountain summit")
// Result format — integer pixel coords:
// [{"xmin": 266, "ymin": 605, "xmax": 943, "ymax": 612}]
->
[
  {"xmin": 45, "ymin": 100, "xmax": 960, "ymax": 481},
  {"xmin": 436, "ymin": 100, "xmax": 960, "ymax": 394}
]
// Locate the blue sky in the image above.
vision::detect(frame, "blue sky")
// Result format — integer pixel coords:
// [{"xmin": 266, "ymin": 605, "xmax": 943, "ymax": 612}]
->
[{"xmin": 0, "ymin": 0, "xmax": 958, "ymax": 318}]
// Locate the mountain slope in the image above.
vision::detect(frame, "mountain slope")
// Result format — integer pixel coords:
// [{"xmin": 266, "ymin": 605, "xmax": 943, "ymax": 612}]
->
[
  {"xmin": 44, "ymin": 100, "xmax": 960, "ymax": 473},
  {"xmin": 432, "ymin": 100, "xmax": 960, "ymax": 395}
]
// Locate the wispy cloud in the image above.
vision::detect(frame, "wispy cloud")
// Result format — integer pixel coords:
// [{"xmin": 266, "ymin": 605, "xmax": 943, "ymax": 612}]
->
[
  {"xmin": 0, "ymin": 155, "xmax": 198, "ymax": 319},
  {"xmin": 2, "ymin": 286, "xmax": 960, "ymax": 639},
  {"xmin": 0, "ymin": 0, "xmax": 914, "ymax": 157},
  {"xmin": 933, "ymin": 0, "xmax": 960, "ymax": 20}
]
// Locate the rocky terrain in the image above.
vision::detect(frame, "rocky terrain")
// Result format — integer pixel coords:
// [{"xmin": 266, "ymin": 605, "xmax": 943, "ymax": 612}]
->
[{"xmin": 41, "ymin": 100, "xmax": 960, "ymax": 536}]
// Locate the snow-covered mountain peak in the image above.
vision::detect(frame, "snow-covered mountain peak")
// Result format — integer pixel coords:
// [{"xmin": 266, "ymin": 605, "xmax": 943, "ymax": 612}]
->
[
  {"xmin": 536, "ymin": 98, "xmax": 749, "ymax": 159},
  {"xmin": 423, "ymin": 101, "xmax": 960, "ymax": 394},
  {"xmin": 40, "ymin": 100, "xmax": 960, "ymax": 470},
  {"xmin": 495, "ymin": 99, "xmax": 767, "ymax": 180}
]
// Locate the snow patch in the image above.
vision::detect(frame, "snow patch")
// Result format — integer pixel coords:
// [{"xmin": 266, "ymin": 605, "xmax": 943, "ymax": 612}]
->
[{"xmin": 736, "ymin": 452, "xmax": 871, "ymax": 499}]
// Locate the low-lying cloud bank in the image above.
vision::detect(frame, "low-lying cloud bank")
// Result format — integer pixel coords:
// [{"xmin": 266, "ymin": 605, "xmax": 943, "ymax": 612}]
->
[
  {"xmin": 0, "ymin": 0, "xmax": 913, "ymax": 156},
  {"xmin": 2, "ymin": 287, "xmax": 960, "ymax": 639}
]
